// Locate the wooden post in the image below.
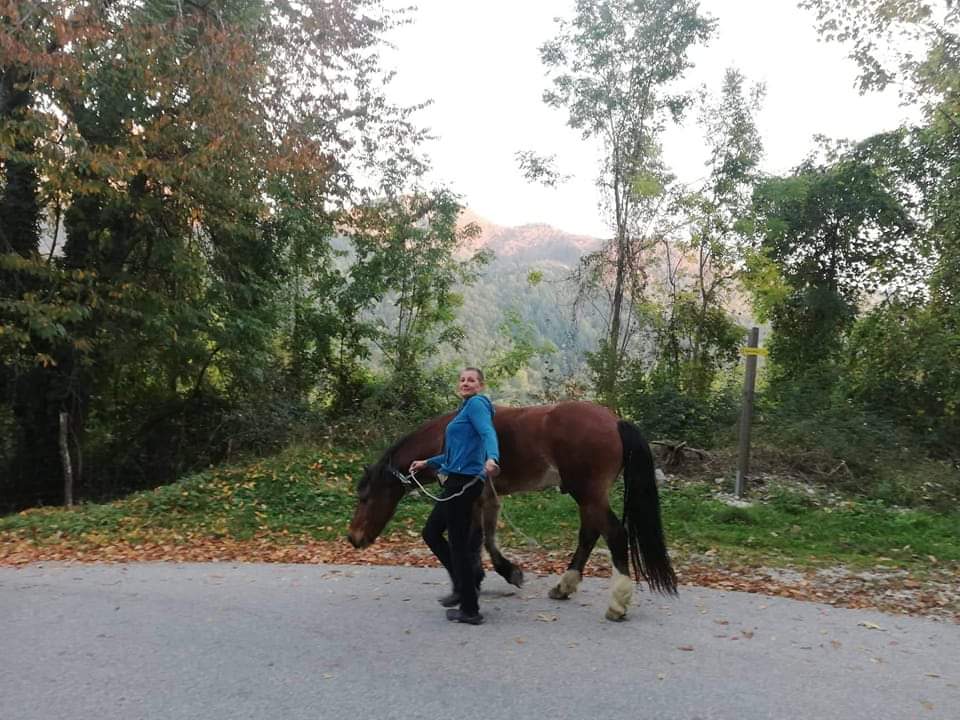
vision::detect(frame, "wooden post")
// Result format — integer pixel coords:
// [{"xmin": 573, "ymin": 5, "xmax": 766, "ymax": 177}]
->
[
  {"xmin": 735, "ymin": 327, "xmax": 761, "ymax": 498},
  {"xmin": 59, "ymin": 411, "xmax": 74, "ymax": 507}
]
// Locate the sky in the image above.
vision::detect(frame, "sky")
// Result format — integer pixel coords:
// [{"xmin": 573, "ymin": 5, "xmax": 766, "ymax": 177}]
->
[{"xmin": 380, "ymin": 0, "xmax": 915, "ymax": 238}]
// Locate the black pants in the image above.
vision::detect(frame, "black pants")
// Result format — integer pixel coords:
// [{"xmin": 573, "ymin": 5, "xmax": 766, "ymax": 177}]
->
[{"xmin": 421, "ymin": 473, "xmax": 484, "ymax": 615}]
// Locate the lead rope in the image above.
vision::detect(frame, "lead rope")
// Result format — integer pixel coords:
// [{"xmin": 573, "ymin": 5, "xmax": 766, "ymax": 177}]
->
[
  {"xmin": 485, "ymin": 473, "xmax": 544, "ymax": 549},
  {"xmin": 391, "ymin": 467, "xmax": 483, "ymax": 503},
  {"xmin": 391, "ymin": 465, "xmax": 544, "ymax": 548}
]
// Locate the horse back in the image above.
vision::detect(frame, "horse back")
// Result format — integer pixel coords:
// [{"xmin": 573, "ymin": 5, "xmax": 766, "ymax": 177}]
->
[{"xmin": 493, "ymin": 401, "xmax": 623, "ymax": 495}]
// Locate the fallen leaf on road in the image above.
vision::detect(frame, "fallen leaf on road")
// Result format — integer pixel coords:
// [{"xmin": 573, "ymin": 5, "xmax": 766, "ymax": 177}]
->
[
  {"xmin": 677, "ymin": 645, "xmax": 695, "ymax": 651},
  {"xmin": 858, "ymin": 621, "xmax": 885, "ymax": 631},
  {"xmin": 536, "ymin": 613, "xmax": 558, "ymax": 622}
]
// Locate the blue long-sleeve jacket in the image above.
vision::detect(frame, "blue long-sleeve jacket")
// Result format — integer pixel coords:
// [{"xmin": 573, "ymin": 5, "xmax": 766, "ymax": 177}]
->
[{"xmin": 426, "ymin": 395, "xmax": 499, "ymax": 477}]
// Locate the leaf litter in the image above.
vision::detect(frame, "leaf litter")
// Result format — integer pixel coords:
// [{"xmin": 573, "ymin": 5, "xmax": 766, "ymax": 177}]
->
[{"xmin": 1, "ymin": 533, "xmax": 957, "ymax": 623}]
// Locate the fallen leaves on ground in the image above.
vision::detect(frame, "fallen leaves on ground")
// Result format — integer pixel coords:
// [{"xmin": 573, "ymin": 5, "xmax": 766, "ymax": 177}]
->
[{"xmin": 1, "ymin": 532, "xmax": 957, "ymax": 623}]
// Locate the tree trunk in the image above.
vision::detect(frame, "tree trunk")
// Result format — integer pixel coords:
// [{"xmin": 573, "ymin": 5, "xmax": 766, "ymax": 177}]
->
[{"xmin": 59, "ymin": 411, "xmax": 74, "ymax": 507}]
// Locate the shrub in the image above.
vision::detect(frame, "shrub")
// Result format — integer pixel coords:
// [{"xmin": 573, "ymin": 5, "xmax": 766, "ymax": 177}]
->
[{"xmin": 621, "ymin": 380, "xmax": 739, "ymax": 449}]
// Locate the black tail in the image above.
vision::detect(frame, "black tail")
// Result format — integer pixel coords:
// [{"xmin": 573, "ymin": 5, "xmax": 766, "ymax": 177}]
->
[{"xmin": 618, "ymin": 420, "xmax": 678, "ymax": 595}]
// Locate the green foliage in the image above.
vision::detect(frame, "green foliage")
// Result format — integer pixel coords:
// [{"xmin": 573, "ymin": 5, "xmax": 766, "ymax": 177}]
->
[
  {"xmin": 756, "ymin": 373, "xmax": 897, "ymax": 465},
  {"xmin": 350, "ymin": 189, "xmax": 491, "ymax": 409},
  {"xmin": 746, "ymin": 139, "xmax": 924, "ymax": 400},
  {"xmin": 841, "ymin": 299, "xmax": 959, "ymax": 456},
  {"xmin": 764, "ymin": 285, "xmax": 855, "ymax": 382},
  {"xmin": 538, "ymin": 0, "xmax": 716, "ymax": 407},
  {"xmin": 751, "ymin": 151, "xmax": 919, "ymax": 301},
  {"xmin": 4, "ymin": 0, "xmax": 959, "ymax": 521},
  {"xmin": 740, "ymin": 247, "xmax": 791, "ymax": 322},
  {"xmin": 871, "ymin": 458, "xmax": 960, "ymax": 514},
  {"xmin": 620, "ymin": 368, "xmax": 739, "ymax": 448},
  {"xmin": 0, "ymin": 0, "xmax": 433, "ymax": 508},
  {"xmin": 454, "ymin": 259, "xmax": 601, "ymax": 404},
  {"xmin": 361, "ymin": 363, "xmax": 458, "ymax": 421},
  {"xmin": 650, "ymin": 68, "xmax": 762, "ymax": 397},
  {"xmin": 584, "ymin": 339, "xmax": 621, "ymax": 409},
  {"xmin": 636, "ymin": 291, "xmax": 746, "ymax": 398},
  {"xmin": 485, "ymin": 309, "xmax": 557, "ymax": 388}
]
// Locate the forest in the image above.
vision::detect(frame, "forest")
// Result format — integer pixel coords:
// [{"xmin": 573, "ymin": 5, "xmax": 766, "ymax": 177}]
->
[{"xmin": 1, "ymin": 0, "xmax": 958, "ymax": 513}]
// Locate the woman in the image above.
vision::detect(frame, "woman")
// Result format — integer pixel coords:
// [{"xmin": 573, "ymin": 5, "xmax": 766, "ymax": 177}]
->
[{"xmin": 409, "ymin": 367, "xmax": 500, "ymax": 625}]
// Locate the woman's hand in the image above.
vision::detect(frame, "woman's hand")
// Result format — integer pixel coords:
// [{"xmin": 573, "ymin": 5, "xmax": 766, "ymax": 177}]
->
[
  {"xmin": 484, "ymin": 459, "xmax": 500, "ymax": 478},
  {"xmin": 409, "ymin": 459, "xmax": 428, "ymax": 474}
]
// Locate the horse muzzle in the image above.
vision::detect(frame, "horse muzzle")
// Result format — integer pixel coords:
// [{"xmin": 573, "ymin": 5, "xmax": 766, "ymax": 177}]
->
[{"xmin": 346, "ymin": 530, "xmax": 370, "ymax": 549}]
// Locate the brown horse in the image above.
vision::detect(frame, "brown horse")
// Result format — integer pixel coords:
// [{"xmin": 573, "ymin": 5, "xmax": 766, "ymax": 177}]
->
[{"xmin": 347, "ymin": 400, "xmax": 677, "ymax": 620}]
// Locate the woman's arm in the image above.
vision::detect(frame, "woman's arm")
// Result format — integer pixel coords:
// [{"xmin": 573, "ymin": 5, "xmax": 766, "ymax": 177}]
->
[
  {"xmin": 464, "ymin": 397, "xmax": 500, "ymax": 474},
  {"xmin": 410, "ymin": 455, "xmax": 443, "ymax": 474}
]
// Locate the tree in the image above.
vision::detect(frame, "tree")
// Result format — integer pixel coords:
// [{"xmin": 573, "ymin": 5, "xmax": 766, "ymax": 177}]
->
[
  {"xmin": 349, "ymin": 189, "xmax": 490, "ymax": 411},
  {"xmin": 653, "ymin": 68, "xmax": 762, "ymax": 395},
  {"xmin": 538, "ymin": 0, "xmax": 715, "ymax": 408},
  {"xmin": 748, "ymin": 144, "xmax": 919, "ymax": 381},
  {"xmin": 0, "ymin": 0, "xmax": 427, "ymax": 507},
  {"xmin": 799, "ymin": 0, "xmax": 960, "ymax": 303},
  {"xmin": 843, "ymin": 299, "xmax": 959, "ymax": 454},
  {"xmin": 800, "ymin": 0, "xmax": 959, "ymax": 454}
]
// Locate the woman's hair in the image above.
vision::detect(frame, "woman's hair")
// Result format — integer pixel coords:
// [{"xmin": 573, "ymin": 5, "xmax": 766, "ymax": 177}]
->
[{"xmin": 462, "ymin": 366, "xmax": 485, "ymax": 382}]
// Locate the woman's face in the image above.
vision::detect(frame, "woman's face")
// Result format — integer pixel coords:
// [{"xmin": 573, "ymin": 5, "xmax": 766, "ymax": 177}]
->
[{"xmin": 457, "ymin": 370, "xmax": 484, "ymax": 399}]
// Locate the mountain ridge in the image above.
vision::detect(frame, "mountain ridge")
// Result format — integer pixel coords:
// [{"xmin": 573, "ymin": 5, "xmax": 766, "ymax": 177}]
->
[{"xmin": 459, "ymin": 209, "xmax": 603, "ymax": 267}]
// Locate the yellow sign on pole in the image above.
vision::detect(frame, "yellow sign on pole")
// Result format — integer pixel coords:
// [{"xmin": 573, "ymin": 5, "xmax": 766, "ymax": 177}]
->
[{"xmin": 740, "ymin": 346, "xmax": 769, "ymax": 357}]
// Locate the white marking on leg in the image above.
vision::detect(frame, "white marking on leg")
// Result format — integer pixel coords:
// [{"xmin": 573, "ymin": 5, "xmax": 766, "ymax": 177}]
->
[
  {"xmin": 606, "ymin": 568, "xmax": 634, "ymax": 621},
  {"xmin": 549, "ymin": 569, "xmax": 582, "ymax": 599},
  {"xmin": 558, "ymin": 569, "xmax": 581, "ymax": 596}
]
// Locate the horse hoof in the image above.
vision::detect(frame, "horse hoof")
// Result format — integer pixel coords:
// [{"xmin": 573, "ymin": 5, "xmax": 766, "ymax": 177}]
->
[
  {"xmin": 549, "ymin": 586, "xmax": 570, "ymax": 600},
  {"xmin": 605, "ymin": 608, "xmax": 627, "ymax": 622},
  {"xmin": 509, "ymin": 567, "xmax": 524, "ymax": 587}
]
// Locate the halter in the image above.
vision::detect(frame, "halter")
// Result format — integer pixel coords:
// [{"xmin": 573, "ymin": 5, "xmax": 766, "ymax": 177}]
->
[{"xmin": 386, "ymin": 463, "xmax": 483, "ymax": 503}]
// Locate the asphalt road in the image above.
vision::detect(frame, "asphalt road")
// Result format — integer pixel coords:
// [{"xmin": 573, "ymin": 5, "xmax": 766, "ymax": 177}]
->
[{"xmin": 2, "ymin": 562, "xmax": 957, "ymax": 720}]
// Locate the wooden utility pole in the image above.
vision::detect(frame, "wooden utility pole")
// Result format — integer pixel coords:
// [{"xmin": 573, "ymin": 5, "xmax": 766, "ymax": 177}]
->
[{"xmin": 735, "ymin": 327, "xmax": 761, "ymax": 498}]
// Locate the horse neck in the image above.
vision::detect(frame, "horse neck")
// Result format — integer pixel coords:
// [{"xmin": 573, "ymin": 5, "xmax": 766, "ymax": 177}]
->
[{"xmin": 388, "ymin": 414, "xmax": 450, "ymax": 469}]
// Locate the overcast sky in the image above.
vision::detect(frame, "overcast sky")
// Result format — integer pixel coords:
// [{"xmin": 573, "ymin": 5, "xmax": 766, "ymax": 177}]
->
[{"xmin": 381, "ymin": 0, "xmax": 914, "ymax": 238}]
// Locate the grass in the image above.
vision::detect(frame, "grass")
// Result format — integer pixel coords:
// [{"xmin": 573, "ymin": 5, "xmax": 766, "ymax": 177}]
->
[
  {"xmin": 0, "ymin": 444, "xmax": 368, "ymax": 545},
  {"xmin": 1, "ymin": 442, "xmax": 958, "ymax": 575},
  {"xmin": 658, "ymin": 484, "xmax": 960, "ymax": 570}
]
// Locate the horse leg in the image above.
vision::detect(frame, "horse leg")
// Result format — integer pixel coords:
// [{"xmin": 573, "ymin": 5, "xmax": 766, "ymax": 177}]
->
[
  {"xmin": 480, "ymin": 492, "xmax": 524, "ymax": 587},
  {"xmin": 599, "ymin": 508, "xmax": 634, "ymax": 621},
  {"xmin": 548, "ymin": 512, "xmax": 600, "ymax": 600}
]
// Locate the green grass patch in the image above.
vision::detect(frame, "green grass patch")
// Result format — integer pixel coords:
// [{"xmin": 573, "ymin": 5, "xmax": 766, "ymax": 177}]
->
[
  {"xmin": 660, "ymin": 484, "xmax": 960, "ymax": 570},
  {"xmin": 2, "ymin": 443, "xmax": 957, "ymax": 576},
  {"xmin": 0, "ymin": 444, "xmax": 371, "ymax": 544}
]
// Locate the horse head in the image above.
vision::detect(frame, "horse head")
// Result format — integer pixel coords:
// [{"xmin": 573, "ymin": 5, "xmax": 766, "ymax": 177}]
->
[{"xmin": 346, "ymin": 459, "xmax": 407, "ymax": 549}]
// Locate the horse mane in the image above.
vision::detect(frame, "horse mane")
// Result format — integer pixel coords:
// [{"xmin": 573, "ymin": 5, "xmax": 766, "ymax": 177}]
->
[{"xmin": 377, "ymin": 411, "xmax": 453, "ymax": 467}]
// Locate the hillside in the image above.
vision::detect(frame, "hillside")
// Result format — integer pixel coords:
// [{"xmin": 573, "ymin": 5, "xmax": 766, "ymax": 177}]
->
[
  {"xmin": 458, "ymin": 209, "xmax": 602, "ymax": 267},
  {"xmin": 451, "ymin": 211, "xmax": 606, "ymax": 400},
  {"xmin": 451, "ymin": 210, "xmax": 754, "ymax": 401}
]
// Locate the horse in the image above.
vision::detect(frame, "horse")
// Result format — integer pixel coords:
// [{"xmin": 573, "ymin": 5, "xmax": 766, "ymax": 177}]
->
[{"xmin": 347, "ymin": 400, "xmax": 678, "ymax": 621}]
